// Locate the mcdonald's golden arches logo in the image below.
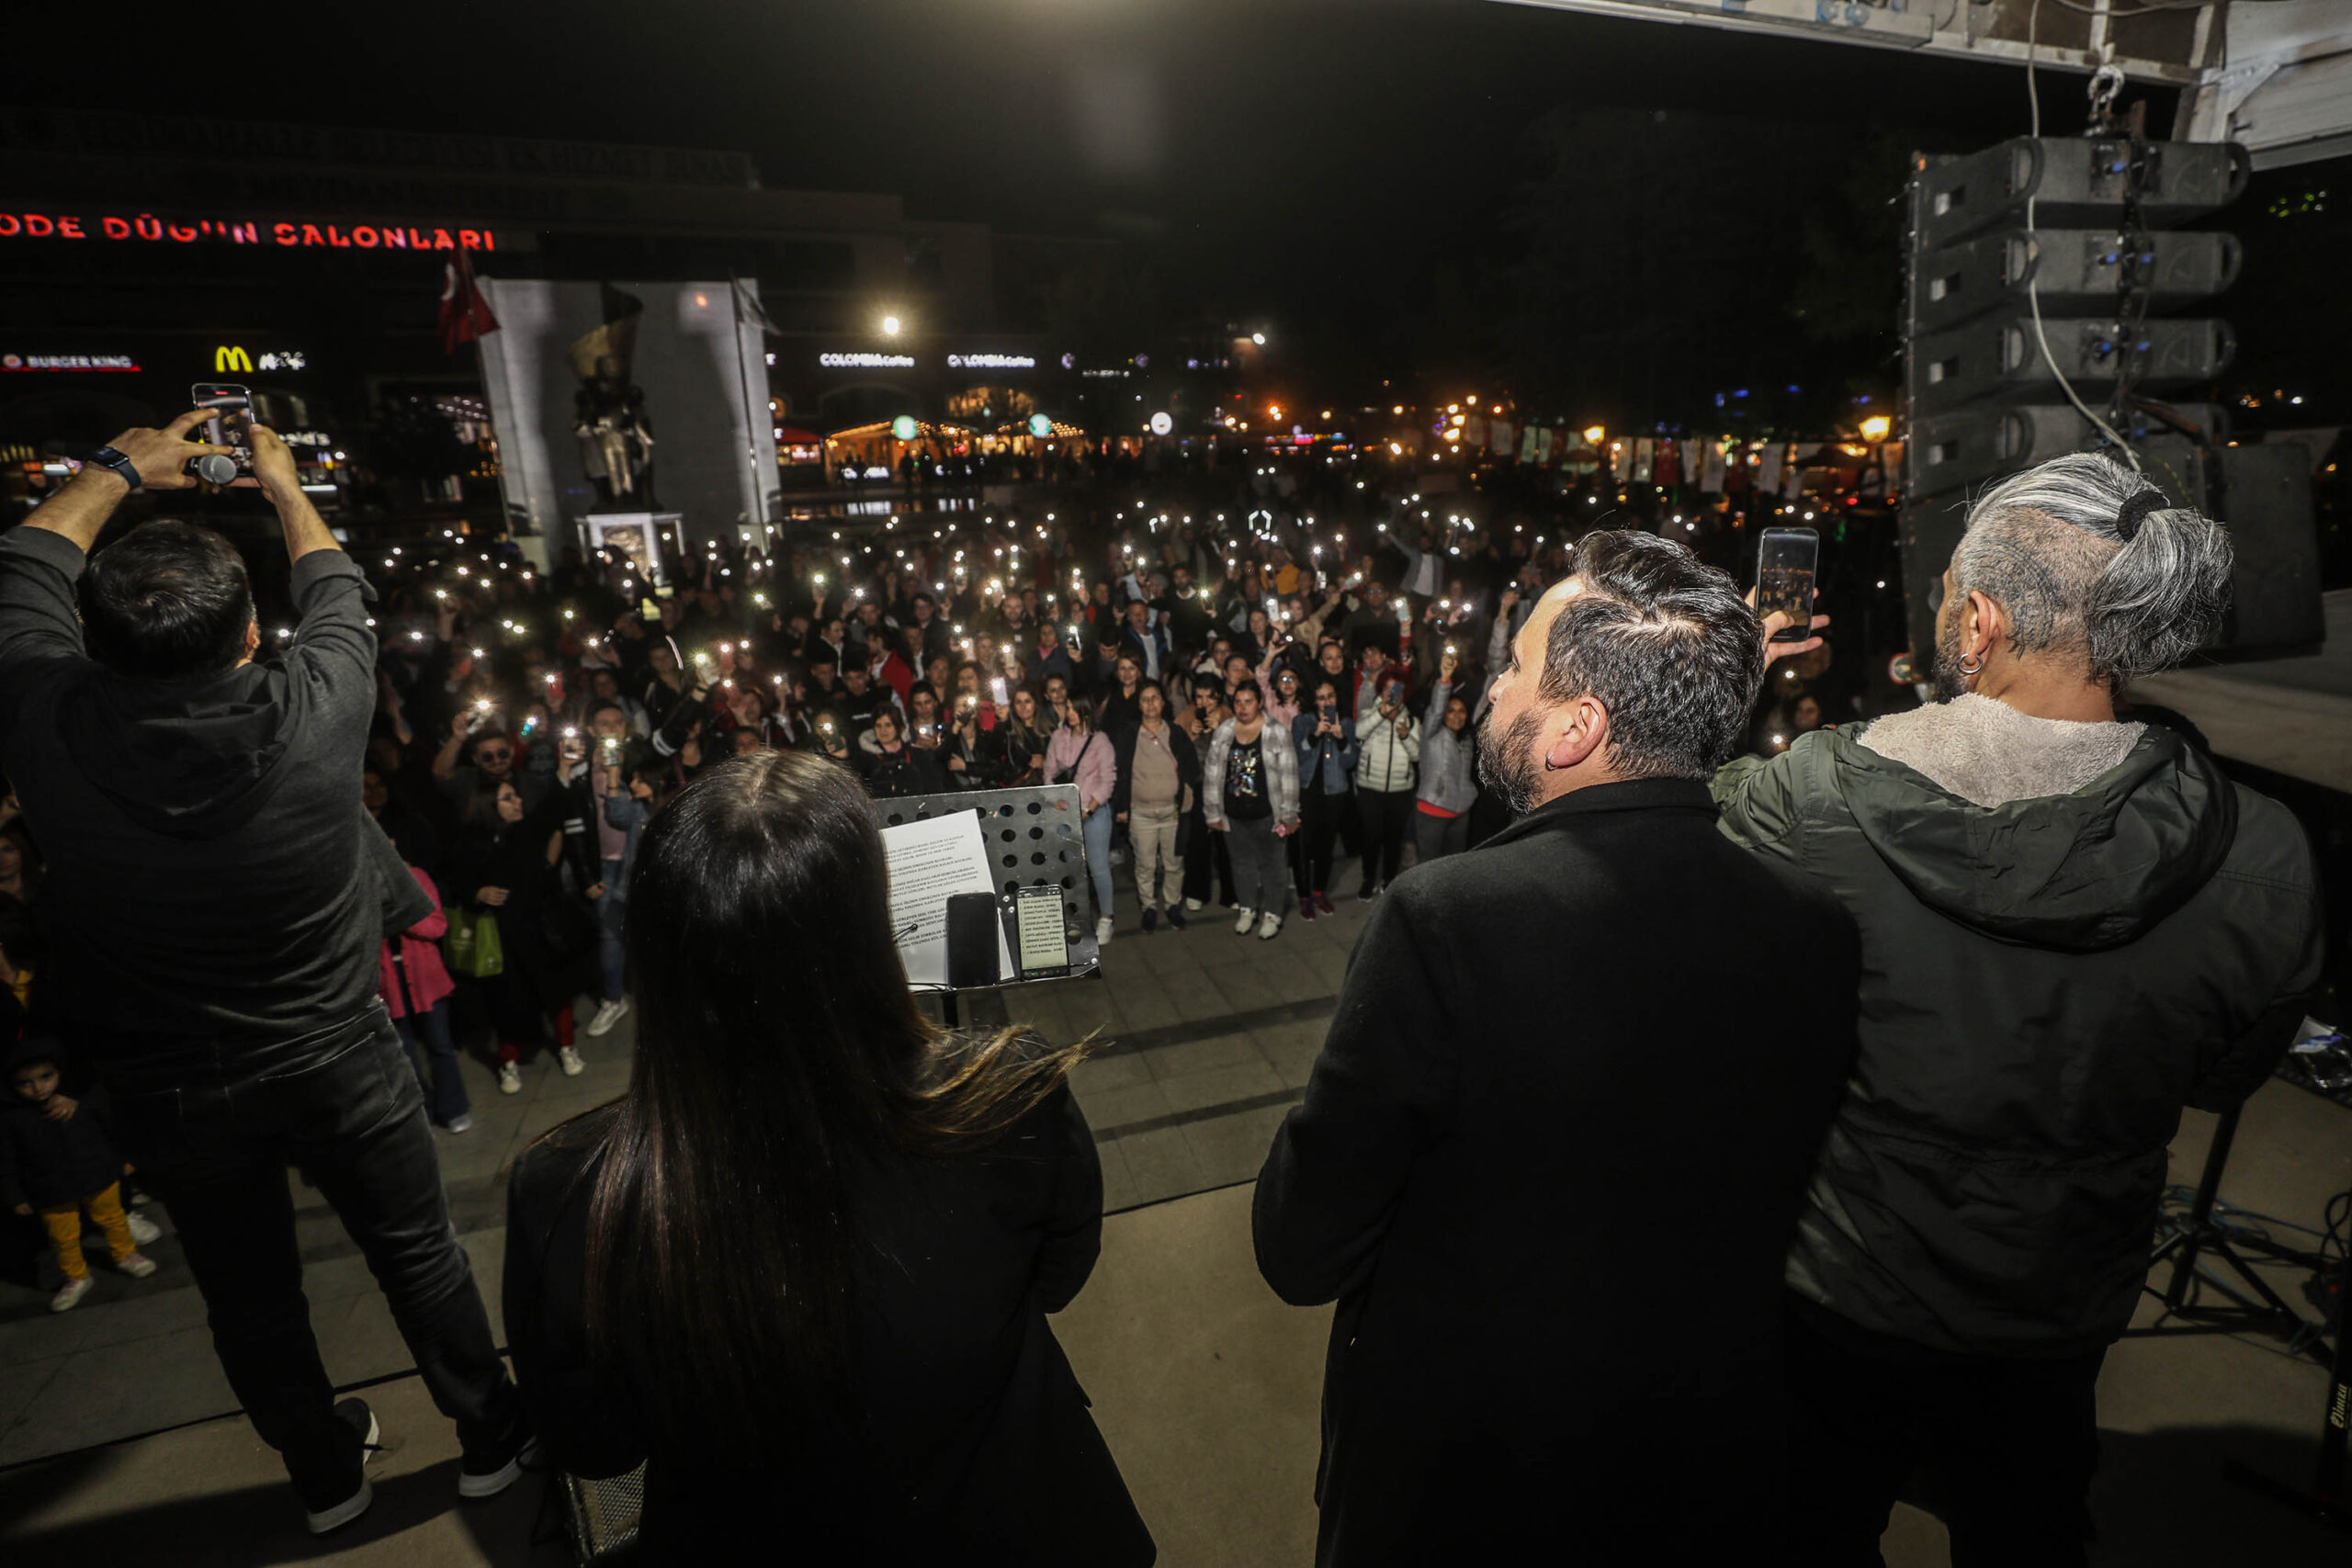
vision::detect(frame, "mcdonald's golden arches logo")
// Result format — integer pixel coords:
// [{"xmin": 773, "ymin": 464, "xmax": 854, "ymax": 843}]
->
[{"xmin": 214, "ymin": 344, "xmax": 254, "ymax": 373}]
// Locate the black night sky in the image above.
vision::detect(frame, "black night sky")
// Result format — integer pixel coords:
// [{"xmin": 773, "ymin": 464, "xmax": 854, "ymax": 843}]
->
[{"xmin": 10, "ymin": 0, "xmax": 2338, "ymax": 420}]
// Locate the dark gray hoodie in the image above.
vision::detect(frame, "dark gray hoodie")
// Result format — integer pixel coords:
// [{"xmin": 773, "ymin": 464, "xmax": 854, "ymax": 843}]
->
[{"xmin": 0, "ymin": 525, "xmax": 384, "ymax": 1055}]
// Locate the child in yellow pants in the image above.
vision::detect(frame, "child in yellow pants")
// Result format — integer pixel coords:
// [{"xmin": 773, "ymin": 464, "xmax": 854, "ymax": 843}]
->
[{"xmin": 5, "ymin": 1051, "xmax": 160, "ymax": 1311}]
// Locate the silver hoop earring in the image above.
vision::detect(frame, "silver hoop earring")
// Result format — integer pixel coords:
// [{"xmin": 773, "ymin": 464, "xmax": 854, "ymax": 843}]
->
[{"xmin": 1957, "ymin": 653, "xmax": 1984, "ymax": 677}]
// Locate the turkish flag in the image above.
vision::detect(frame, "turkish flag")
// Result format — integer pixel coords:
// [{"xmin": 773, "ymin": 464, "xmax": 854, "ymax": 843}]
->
[{"xmin": 438, "ymin": 251, "xmax": 499, "ymax": 354}]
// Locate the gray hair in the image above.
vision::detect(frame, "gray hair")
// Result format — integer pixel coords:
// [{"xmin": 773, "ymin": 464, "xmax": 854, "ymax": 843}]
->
[
  {"xmin": 1955, "ymin": 453, "xmax": 2232, "ymax": 685},
  {"xmin": 1534, "ymin": 531, "xmax": 1765, "ymax": 779}
]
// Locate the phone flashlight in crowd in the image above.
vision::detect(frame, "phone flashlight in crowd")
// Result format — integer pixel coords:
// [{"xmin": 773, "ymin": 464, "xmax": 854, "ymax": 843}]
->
[{"xmin": 989, "ymin": 677, "xmax": 1009, "ymax": 706}]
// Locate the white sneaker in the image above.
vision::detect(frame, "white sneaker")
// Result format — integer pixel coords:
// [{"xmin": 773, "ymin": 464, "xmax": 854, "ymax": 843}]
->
[
  {"xmin": 1257, "ymin": 911, "xmax": 1283, "ymax": 940},
  {"xmin": 1093, "ymin": 915, "xmax": 1114, "ymax": 942},
  {"xmin": 559, "ymin": 1045, "xmax": 585, "ymax": 1077},
  {"xmin": 1233, "ymin": 906, "xmax": 1257, "ymax": 934},
  {"xmin": 446, "ymin": 1113, "xmax": 473, "ymax": 1134},
  {"xmin": 126, "ymin": 1212, "xmax": 161, "ymax": 1247},
  {"xmin": 498, "ymin": 1061, "xmax": 523, "ymax": 1096},
  {"xmin": 50, "ymin": 1276, "xmax": 93, "ymax": 1313},
  {"xmin": 1184, "ymin": 897, "xmax": 1204, "ymax": 912},
  {"xmin": 585, "ymin": 998, "xmax": 629, "ymax": 1037},
  {"xmin": 117, "ymin": 1252, "xmax": 157, "ymax": 1278}
]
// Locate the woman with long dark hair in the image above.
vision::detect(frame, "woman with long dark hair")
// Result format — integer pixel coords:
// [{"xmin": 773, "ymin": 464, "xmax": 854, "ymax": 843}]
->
[
  {"xmin": 503, "ymin": 750, "xmax": 1150, "ymax": 1564},
  {"xmin": 1045, "ymin": 693, "xmax": 1118, "ymax": 943},
  {"xmin": 999, "ymin": 684, "xmax": 1054, "ymax": 787}
]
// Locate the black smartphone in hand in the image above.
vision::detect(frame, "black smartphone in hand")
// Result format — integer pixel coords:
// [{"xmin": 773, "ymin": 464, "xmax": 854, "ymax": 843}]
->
[
  {"xmin": 191, "ymin": 383, "xmax": 255, "ymax": 478},
  {"xmin": 1757, "ymin": 527, "xmax": 1819, "ymax": 642}
]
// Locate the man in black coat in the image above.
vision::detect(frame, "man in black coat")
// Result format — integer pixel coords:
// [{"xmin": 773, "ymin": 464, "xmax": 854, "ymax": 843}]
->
[{"xmin": 1255, "ymin": 530, "xmax": 1860, "ymax": 1565}]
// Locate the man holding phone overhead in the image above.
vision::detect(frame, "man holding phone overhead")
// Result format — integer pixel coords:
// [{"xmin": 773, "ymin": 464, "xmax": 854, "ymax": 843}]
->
[
  {"xmin": 0, "ymin": 413, "xmax": 528, "ymax": 1536},
  {"xmin": 1715, "ymin": 453, "xmax": 2324, "ymax": 1562}
]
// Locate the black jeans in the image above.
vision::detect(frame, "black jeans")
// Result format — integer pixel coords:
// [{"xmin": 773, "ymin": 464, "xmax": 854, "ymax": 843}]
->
[
  {"xmin": 105, "ymin": 1009, "xmax": 514, "ymax": 1500},
  {"xmin": 1182, "ymin": 806, "xmax": 1234, "ymax": 906},
  {"xmin": 1356, "ymin": 787, "xmax": 1415, "ymax": 890},
  {"xmin": 1295, "ymin": 784, "xmax": 1351, "ymax": 898},
  {"xmin": 1780, "ymin": 1293, "xmax": 2106, "ymax": 1568}
]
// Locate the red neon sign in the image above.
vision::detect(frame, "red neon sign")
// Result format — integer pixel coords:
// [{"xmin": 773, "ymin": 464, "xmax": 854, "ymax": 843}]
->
[{"xmin": 0, "ymin": 213, "xmax": 497, "ymax": 251}]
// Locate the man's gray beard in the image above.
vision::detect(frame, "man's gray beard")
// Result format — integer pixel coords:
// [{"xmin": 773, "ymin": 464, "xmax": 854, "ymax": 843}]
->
[
  {"xmin": 1929, "ymin": 608, "xmax": 1971, "ymax": 703},
  {"xmin": 1475, "ymin": 706, "xmax": 1546, "ymax": 815}
]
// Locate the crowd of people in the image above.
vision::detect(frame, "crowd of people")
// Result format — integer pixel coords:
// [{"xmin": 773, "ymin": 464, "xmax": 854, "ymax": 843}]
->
[
  {"xmin": 335, "ymin": 470, "xmax": 1595, "ymax": 1001},
  {"xmin": 0, "ymin": 416, "xmax": 2324, "ymax": 1568}
]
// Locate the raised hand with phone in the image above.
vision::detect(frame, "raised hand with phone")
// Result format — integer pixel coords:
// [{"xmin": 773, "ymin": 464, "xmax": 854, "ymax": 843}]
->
[
  {"xmin": 1751, "ymin": 527, "xmax": 1830, "ymax": 664},
  {"xmin": 34, "ymin": 408, "xmax": 337, "ymax": 566}
]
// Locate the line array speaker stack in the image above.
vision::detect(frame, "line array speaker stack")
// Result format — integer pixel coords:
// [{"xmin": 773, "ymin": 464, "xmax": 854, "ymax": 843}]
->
[{"xmin": 1897, "ymin": 129, "xmax": 2322, "ymax": 658}]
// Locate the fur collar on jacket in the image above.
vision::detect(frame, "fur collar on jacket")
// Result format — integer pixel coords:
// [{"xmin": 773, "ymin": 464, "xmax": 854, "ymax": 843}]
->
[{"xmin": 1857, "ymin": 694, "xmax": 2143, "ymax": 808}]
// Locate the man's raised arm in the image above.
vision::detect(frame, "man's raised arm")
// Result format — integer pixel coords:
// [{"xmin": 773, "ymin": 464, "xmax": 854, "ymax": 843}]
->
[{"xmin": 248, "ymin": 425, "xmax": 341, "ymax": 565}]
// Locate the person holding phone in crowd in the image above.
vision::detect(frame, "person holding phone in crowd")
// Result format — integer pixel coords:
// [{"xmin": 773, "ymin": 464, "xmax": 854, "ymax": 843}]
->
[
  {"xmin": 1046, "ymin": 694, "xmax": 1118, "ymax": 943},
  {"xmin": 560, "ymin": 703, "xmax": 637, "ymax": 1039},
  {"xmin": 1290, "ymin": 678, "xmax": 1358, "ymax": 918},
  {"xmin": 1413, "ymin": 649, "xmax": 1477, "ymax": 864},
  {"xmin": 1353, "ymin": 674, "xmax": 1419, "ymax": 899}
]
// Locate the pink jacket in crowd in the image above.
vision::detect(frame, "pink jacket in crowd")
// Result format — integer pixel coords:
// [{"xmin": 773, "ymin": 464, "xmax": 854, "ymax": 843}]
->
[
  {"xmin": 379, "ymin": 865, "xmax": 456, "ymax": 1020},
  {"xmin": 1045, "ymin": 725, "xmax": 1118, "ymax": 815}
]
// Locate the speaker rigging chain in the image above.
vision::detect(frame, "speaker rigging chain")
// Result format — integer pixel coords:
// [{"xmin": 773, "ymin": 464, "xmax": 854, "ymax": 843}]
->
[{"xmin": 2109, "ymin": 114, "xmax": 2157, "ymax": 442}]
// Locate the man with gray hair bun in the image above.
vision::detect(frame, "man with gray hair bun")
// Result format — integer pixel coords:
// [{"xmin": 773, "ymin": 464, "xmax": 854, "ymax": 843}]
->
[{"xmin": 1715, "ymin": 450, "xmax": 2324, "ymax": 1563}]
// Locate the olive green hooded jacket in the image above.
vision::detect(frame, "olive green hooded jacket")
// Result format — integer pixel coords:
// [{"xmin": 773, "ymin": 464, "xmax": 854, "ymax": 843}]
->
[{"xmin": 1714, "ymin": 705, "xmax": 2323, "ymax": 1357}]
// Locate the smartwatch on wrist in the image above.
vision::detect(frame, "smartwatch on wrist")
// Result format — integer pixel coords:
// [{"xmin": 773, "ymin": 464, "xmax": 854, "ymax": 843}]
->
[{"xmin": 86, "ymin": 446, "xmax": 142, "ymax": 492}]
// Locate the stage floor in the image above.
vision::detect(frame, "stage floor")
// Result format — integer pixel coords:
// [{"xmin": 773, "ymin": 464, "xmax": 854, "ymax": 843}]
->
[{"xmin": 1, "ymin": 853, "xmax": 2345, "ymax": 1564}]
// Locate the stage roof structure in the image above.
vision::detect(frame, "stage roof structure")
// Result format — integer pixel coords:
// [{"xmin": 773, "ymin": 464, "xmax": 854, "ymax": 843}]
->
[{"xmin": 1494, "ymin": 0, "xmax": 2352, "ymax": 168}]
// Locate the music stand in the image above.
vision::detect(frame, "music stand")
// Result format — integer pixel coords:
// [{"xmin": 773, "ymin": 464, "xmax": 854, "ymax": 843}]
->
[{"xmin": 874, "ymin": 784, "xmax": 1102, "ymax": 1024}]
